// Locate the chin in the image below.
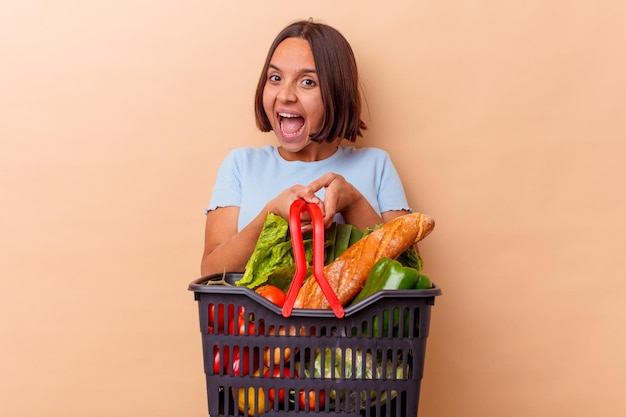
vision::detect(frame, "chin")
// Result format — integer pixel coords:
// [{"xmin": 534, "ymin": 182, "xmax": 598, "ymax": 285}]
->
[{"xmin": 276, "ymin": 133, "xmax": 310, "ymax": 150}]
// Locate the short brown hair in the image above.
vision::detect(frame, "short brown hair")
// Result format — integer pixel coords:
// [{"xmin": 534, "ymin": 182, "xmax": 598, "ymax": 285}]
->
[{"xmin": 254, "ymin": 20, "xmax": 367, "ymax": 142}]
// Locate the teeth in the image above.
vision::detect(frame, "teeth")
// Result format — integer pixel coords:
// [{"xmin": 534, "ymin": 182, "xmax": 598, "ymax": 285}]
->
[{"xmin": 279, "ymin": 112, "xmax": 299, "ymax": 118}]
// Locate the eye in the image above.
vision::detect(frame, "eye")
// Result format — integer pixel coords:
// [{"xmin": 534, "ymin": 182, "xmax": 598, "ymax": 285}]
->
[
  {"xmin": 268, "ymin": 74, "xmax": 281, "ymax": 82},
  {"xmin": 302, "ymin": 78, "xmax": 317, "ymax": 87}
]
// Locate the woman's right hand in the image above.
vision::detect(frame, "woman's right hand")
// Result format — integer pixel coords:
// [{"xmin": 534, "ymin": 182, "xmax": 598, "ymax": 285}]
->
[{"xmin": 265, "ymin": 184, "xmax": 325, "ymax": 234}]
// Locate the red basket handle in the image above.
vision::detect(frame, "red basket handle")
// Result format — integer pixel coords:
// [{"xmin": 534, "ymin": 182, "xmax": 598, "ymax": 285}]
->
[{"xmin": 282, "ymin": 199, "xmax": 344, "ymax": 318}]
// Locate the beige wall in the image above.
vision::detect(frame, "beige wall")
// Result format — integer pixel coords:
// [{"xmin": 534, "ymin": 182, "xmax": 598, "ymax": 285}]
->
[{"xmin": 2, "ymin": 1, "xmax": 624, "ymax": 416}]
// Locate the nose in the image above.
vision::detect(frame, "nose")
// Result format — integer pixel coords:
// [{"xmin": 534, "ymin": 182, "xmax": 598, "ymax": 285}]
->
[{"xmin": 277, "ymin": 83, "xmax": 297, "ymax": 103}]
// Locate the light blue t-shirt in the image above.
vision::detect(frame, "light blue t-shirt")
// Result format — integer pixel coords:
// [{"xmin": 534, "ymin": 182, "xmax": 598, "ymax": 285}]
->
[{"xmin": 206, "ymin": 145, "xmax": 411, "ymax": 231}]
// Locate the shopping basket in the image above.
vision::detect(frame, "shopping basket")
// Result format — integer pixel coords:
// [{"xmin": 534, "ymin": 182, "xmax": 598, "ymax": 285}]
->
[{"xmin": 188, "ymin": 272, "xmax": 441, "ymax": 417}]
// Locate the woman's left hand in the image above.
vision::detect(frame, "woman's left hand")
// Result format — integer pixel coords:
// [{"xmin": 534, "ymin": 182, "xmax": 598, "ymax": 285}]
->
[{"xmin": 306, "ymin": 173, "xmax": 380, "ymax": 228}]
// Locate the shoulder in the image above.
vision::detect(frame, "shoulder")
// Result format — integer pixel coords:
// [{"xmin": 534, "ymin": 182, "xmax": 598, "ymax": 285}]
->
[
  {"xmin": 226, "ymin": 145, "xmax": 275, "ymax": 159},
  {"xmin": 338, "ymin": 145, "xmax": 391, "ymax": 161},
  {"xmin": 222, "ymin": 145, "xmax": 276, "ymax": 165}
]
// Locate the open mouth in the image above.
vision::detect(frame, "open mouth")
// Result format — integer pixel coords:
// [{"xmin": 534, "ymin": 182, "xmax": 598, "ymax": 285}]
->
[{"xmin": 278, "ymin": 112, "xmax": 305, "ymax": 138}]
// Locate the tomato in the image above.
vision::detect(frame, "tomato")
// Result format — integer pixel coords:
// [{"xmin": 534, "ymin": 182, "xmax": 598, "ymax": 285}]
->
[
  {"xmin": 299, "ymin": 389, "xmax": 325, "ymax": 411},
  {"xmin": 229, "ymin": 313, "xmax": 264, "ymax": 336},
  {"xmin": 255, "ymin": 285, "xmax": 286, "ymax": 307},
  {"xmin": 263, "ymin": 366, "xmax": 292, "ymax": 402},
  {"xmin": 229, "ymin": 308, "xmax": 264, "ymax": 336},
  {"xmin": 208, "ymin": 303, "xmax": 237, "ymax": 333},
  {"xmin": 229, "ymin": 315, "xmax": 251, "ymax": 335}
]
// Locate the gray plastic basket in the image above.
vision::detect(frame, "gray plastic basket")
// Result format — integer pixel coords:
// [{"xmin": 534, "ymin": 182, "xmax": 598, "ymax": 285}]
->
[{"xmin": 188, "ymin": 273, "xmax": 441, "ymax": 417}]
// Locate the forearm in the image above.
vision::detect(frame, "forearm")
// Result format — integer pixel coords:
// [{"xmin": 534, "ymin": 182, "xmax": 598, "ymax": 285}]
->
[
  {"xmin": 200, "ymin": 210, "xmax": 270, "ymax": 276},
  {"xmin": 339, "ymin": 187, "xmax": 410, "ymax": 231},
  {"xmin": 340, "ymin": 193, "xmax": 384, "ymax": 230}
]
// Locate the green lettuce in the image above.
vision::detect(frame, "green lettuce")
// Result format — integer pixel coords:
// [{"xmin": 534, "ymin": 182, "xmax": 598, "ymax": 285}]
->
[{"xmin": 237, "ymin": 213, "xmax": 293, "ymax": 289}]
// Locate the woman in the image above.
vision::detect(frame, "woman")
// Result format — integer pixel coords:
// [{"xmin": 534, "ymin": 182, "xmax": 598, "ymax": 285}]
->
[{"xmin": 201, "ymin": 20, "xmax": 411, "ymax": 276}]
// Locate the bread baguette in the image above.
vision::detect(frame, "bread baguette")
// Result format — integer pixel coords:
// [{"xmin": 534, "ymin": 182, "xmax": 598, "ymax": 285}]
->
[{"xmin": 293, "ymin": 213, "xmax": 434, "ymax": 309}]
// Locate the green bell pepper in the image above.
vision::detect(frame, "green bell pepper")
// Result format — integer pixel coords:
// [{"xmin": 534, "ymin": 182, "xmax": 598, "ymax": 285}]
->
[
  {"xmin": 351, "ymin": 257, "xmax": 431, "ymax": 337},
  {"xmin": 351, "ymin": 257, "xmax": 419, "ymax": 305},
  {"xmin": 416, "ymin": 273, "xmax": 431, "ymax": 289}
]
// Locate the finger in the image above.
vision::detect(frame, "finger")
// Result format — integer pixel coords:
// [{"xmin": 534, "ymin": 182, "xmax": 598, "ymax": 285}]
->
[
  {"xmin": 301, "ymin": 194, "xmax": 322, "ymax": 206},
  {"xmin": 321, "ymin": 193, "xmax": 337, "ymax": 225},
  {"xmin": 306, "ymin": 173, "xmax": 335, "ymax": 193}
]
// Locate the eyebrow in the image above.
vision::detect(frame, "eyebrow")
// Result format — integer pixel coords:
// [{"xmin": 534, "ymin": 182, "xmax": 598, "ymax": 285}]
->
[{"xmin": 268, "ymin": 64, "xmax": 317, "ymax": 74}]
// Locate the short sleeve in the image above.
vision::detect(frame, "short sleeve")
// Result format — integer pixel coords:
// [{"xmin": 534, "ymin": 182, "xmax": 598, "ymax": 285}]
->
[
  {"xmin": 376, "ymin": 152, "xmax": 412, "ymax": 213},
  {"xmin": 205, "ymin": 150, "xmax": 243, "ymax": 214}
]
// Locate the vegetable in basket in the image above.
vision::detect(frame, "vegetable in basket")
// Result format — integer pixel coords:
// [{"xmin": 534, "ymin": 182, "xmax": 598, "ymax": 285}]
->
[
  {"xmin": 350, "ymin": 257, "xmax": 422, "ymax": 305},
  {"xmin": 305, "ymin": 348, "xmax": 408, "ymax": 404},
  {"xmin": 233, "ymin": 369, "xmax": 270, "ymax": 415},
  {"xmin": 237, "ymin": 213, "xmax": 296, "ymax": 290},
  {"xmin": 294, "ymin": 213, "xmax": 434, "ymax": 309},
  {"xmin": 238, "ymin": 212, "xmax": 435, "ymax": 308},
  {"xmin": 348, "ymin": 257, "xmax": 431, "ymax": 336}
]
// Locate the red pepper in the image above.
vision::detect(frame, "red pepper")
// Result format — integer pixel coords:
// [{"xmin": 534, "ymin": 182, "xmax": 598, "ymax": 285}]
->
[
  {"xmin": 231, "ymin": 346, "xmax": 256, "ymax": 376},
  {"xmin": 212, "ymin": 345, "xmax": 228, "ymax": 374},
  {"xmin": 212, "ymin": 345, "xmax": 257, "ymax": 376}
]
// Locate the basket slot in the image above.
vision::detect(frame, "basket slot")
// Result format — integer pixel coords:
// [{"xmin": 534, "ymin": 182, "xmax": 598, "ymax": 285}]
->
[
  {"xmin": 218, "ymin": 379, "xmax": 417, "ymax": 416},
  {"xmin": 364, "ymin": 306, "xmax": 421, "ymax": 338}
]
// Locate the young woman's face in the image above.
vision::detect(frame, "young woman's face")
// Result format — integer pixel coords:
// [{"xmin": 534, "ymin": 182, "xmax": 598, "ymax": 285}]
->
[{"xmin": 262, "ymin": 37, "xmax": 326, "ymax": 157}]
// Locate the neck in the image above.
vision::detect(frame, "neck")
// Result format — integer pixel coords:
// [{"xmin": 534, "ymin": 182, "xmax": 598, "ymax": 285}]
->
[{"xmin": 278, "ymin": 140, "xmax": 340, "ymax": 162}]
